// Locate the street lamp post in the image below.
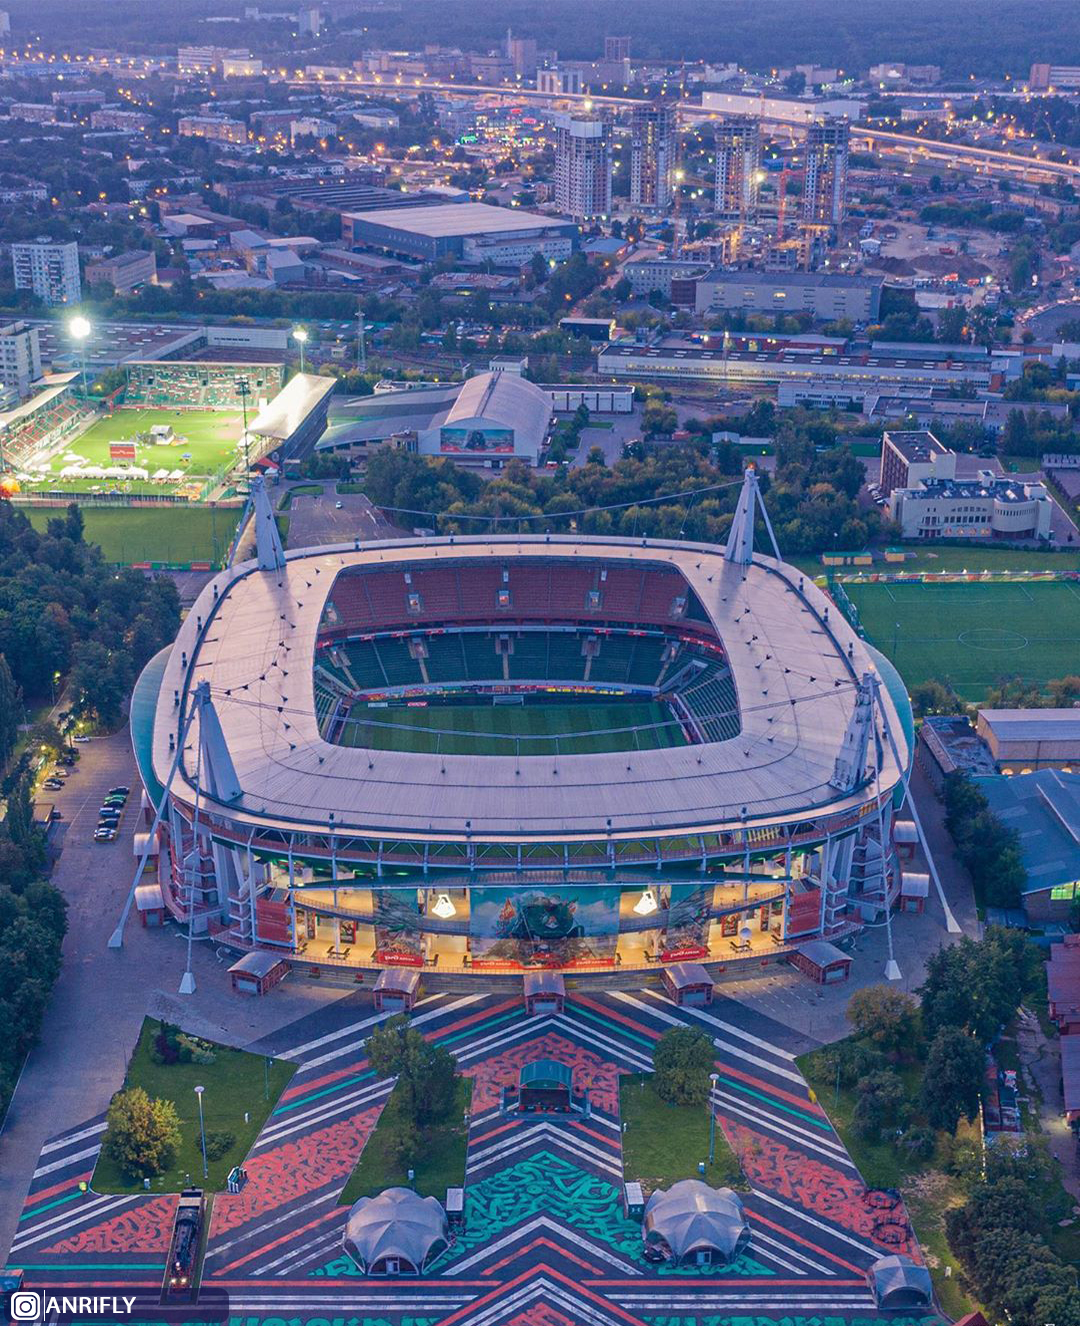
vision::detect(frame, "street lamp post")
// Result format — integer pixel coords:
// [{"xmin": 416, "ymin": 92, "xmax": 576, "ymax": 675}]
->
[
  {"xmin": 194, "ymin": 1085, "xmax": 208, "ymax": 1180},
  {"xmin": 234, "ymin": 377, "xmax": 251, "ymax": 478},
  {"xmin": 69, "ymin": 315, "xmax": 92, "ymax": 398},
  {"xmin": 707, "ymin": 1071, "xmax": 720, "ymax": 1164},
  {"xmin": 293, "ymin": 325, "xmax": 308, "ymax": 374}
]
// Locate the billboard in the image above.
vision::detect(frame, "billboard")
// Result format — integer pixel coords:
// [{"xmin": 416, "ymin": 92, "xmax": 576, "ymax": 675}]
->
[
  {"xmin": 110, "ymin": 441, "xmax": 137, "ymax": 460},
  {"xmin": 373, "ymin": 887, "xmax": 424, "ymax": 966},
  {"xmin": 662, "ymin": 883, "xmax": 711, "ymax": 962},
  {"xmin": 440, "ymin": 426, "xmax": 514, "ymax": 454},
  {"xmin": 470, "ymin": 886, "xmax": 620, "ymax": 967}
]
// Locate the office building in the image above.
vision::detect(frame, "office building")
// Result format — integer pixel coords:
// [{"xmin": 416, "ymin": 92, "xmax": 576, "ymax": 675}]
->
[
  {"xmin": 0, "ymin": 12, "xmax": 10, "ymax": 35},
  {"xmin": 713, "ymin": 116, "xmax": 761, "ymax": 222},
  {"xmin": 878, "ymin": 429, "xmax": 956, "ymax": 496},
  {"xmin": 630, "ymin": 103, "xmax": 676, "ymax": 211},
  {"xmin": 554, "ymin": 113, "xmax": 612, "ymax": 221},
  {"xmin": 702, "ymin": 90, "xmax": 866, "ymax": 124},
  {"xmin": 0, "ymin": 322, "xmax": 42, "ymax": 398},
  {"xmin": 803, "ymin": 117, "xmax": 850, "ymax": 229},
  {"xmin": 12, "ymin": 238, "xmax": 81, "ymax": 306},
  {"xmin": 84, "ymin": 249, "xmax": 157, "ymax": 294},
  {"xmin": 177, "ymin": 115, "xmax": 248, "ymax": 144},
  {"xmin": 223, "ymin": 55, "xmax": 264, "ymax": 77},
  {"xmin": 507, "ymin": 36, "xmax": 538, "ymax": 78},
  {"xmin": 623, "ymin": 258, "xmax": 711, "ymax": 298},
  {"xmin": 297, "ymin": 6, "xmax": 321, "ymax": 37},
  {"xmin": 537, "ymin": 67, "xmax": 583, "ymax": 96},
  {"xmin": 694, "ymin": 270, "xmax": 882, "ymax": 321},
  {"xmin": 888, "ymin": 472, "xmax": 1052, "ymax": 541},
  {"xmin": 1029, "ymin": 63, "xmax": 1080, "ymax": 91},
  {"xmin": 604, "ymin": 36, "xmax": 630, "ymax": 62}
]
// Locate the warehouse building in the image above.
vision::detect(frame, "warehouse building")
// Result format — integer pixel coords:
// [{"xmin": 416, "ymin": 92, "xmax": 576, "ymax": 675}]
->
[
  {"xmin": 694, "ymin": 271, "xmax": 882, "ymax": 322},
  {"xmin": 342, "ymin": 203, "xmax": 578, "ymax": 265}
]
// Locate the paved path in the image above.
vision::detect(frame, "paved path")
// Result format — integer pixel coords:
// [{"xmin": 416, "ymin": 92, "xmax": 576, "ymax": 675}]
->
[{"xmin": 7, "ymin": 987, "xmax": 945, "ymax": 1324}]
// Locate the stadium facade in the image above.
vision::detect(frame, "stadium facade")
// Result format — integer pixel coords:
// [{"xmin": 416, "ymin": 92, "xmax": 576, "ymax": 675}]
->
[{"xmin": 130, "ymin": 472, "xmax": 913, "ymax": 979}]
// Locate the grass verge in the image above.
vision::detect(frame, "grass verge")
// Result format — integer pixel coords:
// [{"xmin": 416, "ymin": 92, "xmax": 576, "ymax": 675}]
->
[
  {"xmin": 619, "ymin": 1073, "xmax": 745, "ymax": 1194},
  {"xmin": 338, "ymin": 1076, "xmax": 473, "ymax": 1206},
  {"xmin": 92, "ymin": 1018, "xmax": 295, "ymax": 1194}
]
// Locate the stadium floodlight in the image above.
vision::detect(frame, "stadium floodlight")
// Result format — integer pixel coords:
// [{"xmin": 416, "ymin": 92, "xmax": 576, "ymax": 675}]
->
[
  {"xmin": 69, "ymin": 315, "xmax": 92, "ymax": 397},
  {"xmin": 431, "ymin": 892, "xmax": 456, "ymax": 919},
  {"xmin": 632, "ymin": 889, "xmax": 658, "ymax": 917},
  {"xmin": 293, "ymin": 325, "xmax": 308, "ymax": 374}
]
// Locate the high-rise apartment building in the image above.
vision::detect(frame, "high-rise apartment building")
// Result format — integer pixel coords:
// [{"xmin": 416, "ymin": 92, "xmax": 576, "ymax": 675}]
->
[
  {"xmin": 507, "ymin": 35, "xmax": 538, "ymax": 78},
  {"xmin": 802, "ymin": 116, "xmax": 849, "ymax": 229},
  {"xmin": 11, "ymin": 238, "xmax": 81, "ymax": 306},
  {"xmin": 604, "ymin": 36, "xmax": 630, "ymax": 62},
  {"xmin": 0, "ymin": 322, "xmax": 42, "ymax": 398},
  {"xmin": 297, "ymin": 7, "xmax": 321, "ymax": 37},
  {"xmin": 630, "ymin": 103, "xmax": 676, "ymax": 211},
  {"xmin": 554, "ymin": 113, "xmax": 612, "ymax": 221},
  {"xmin": 713, "ymin": 115, "xmax": 761, "ymax": 222}
]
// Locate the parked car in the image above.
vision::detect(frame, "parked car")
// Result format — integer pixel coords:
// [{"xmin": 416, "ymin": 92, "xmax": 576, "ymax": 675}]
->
[
  {"xmin": 94, "ymin": 828, "xmax": 117, "ymax": 843},
  {"xmin": 73, "ymin": 735, "xmax": 91, "ymax": 743},
  {"xmin": 107, "ymin": 786, "xmax": 130, "ymax": 798}
]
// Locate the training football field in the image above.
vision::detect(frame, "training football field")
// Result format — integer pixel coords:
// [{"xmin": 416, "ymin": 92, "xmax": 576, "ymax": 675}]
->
[
  {"xmin": 844, "ymin": 579, "xmax": 1080, "ymax": 700},
  {"xmin": 337, "ymin": 699, "xmax": 688, "ymax": 756},
  {"xmin": 27, "ymin": 408, "xmax": 241, "ymax": 493}
]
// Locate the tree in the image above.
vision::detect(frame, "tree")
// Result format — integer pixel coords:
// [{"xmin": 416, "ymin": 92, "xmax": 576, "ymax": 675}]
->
[
  {"xmin": 920, "ymin": 1027, "xmax": 984, "ymax": 1132},
  {"xmin": 845, "ymin": 985, "xmax": 919, "ymax": 1052},
  {"xmin": 365, "ymin": 1014, "xmax": 458, "ymax": 1127},
  {"xmin": 652, "ymin": 1026, "xmax": 716, "ymax": 1105},
  {"xmin": 911, "ymin": 679, "xmax": 962, "ymax": 718},
  {"xmin": 0, "ymin": 654, "xmax": 21, "ymax": 766},
  {"xmin": 102, "ymin": 1087, "xmax": 182, "ymax": 1179},
  {"xmin": 852, "ymin": 1069, "xmax": 906, "ymax": 1140}
]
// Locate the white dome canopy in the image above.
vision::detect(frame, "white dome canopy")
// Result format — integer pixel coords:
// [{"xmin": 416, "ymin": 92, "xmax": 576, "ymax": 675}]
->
[
  {"xmin": 343, "ymin": 1187, "xmax": 449, "ymax": 1274},
  {"xmin": 643, "ymin": 1180, "xmax": 749, "ymax": 1265}
]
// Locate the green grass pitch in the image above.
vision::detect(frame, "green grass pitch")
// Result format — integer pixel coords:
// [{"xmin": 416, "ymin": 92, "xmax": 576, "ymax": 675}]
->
[
  {"xmin": 337, "ymin": 699, "xmax": 688, "ymax": 756},
  {"xmin": 25, "ymin": 408, "xmax": 241, "ymax": 494},
  {"xmin": 844, "ymin": 579, "xmax": 1080, "ymax": 700},
  {"xmin": 22, "ymin": 505, "xmax": 237, "ymax": 565}
]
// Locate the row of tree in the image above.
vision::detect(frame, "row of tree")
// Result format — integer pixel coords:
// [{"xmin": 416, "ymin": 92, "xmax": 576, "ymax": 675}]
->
[{"xmin": 942, "ymin": 773, "xmax": 1027, "ymax": 909}]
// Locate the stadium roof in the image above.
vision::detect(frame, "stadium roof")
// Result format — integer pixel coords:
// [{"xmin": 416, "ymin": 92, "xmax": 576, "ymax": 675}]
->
[
  {"xmin": 345, "ymin": 201, "xmax": 570, "ymax": 238},
  {"xmin": 150, "ymin": 535, "xmax": 910, "ymax": 845},
  {"xmin": 247, "ymin": 372, "xmax": 336, "ymax": 441},
  {"xmin": 0, "ymin": 372, "xmax": 78, "ymax": 429}
]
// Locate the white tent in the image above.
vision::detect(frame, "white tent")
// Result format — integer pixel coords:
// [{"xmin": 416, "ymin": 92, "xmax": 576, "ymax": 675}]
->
[
  {"xmin": 643, "ymin": 1181, "xmax": 750, "ymax": 1267},
  {"xmin": 343, "ymin": 1188, "xmax": 449, "ymax": 1275}
]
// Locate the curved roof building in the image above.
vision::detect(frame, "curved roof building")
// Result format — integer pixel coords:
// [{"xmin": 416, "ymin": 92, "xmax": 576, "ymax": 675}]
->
[{"xmin": 643, "ymin": 1181, "xmax": 750, "ymax": 1265}]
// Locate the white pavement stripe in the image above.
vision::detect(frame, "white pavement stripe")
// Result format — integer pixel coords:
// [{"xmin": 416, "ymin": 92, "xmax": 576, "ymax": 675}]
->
[
  {"xmin": 615, "ymin": 989, "xmax": 800, "ymax": 1065},
  {"xmin": 710, "ymin": 1089, "xmax": 855, "ymax": 1166},
  {"xmin": 753, "ymin": 1190, "xmax": 884, "ymax": 1258},
  {"xmin": 616, "ymin": 1297, "xmax": 876, "ymax": 1309},
  {"xmin": 39, "ymin": 1121, "xmax": 107, "ymax": 1156},
  {"xmin": 466, "ymin": 1125, "xmax": 621, "ymax": 1177},
  {"xmin": 208, "ymin": 1192, "xmax": 339, "ymax": 1262},
  {"xmin": 251, "ymin": 1227, "xmax": 342, "ymax": 1277},
  {"xmin": 11, "ymin": 1196, "xmax": 136, "ymax": 1252},
  {"xmin": 552, "ymin": 1014, "xmax": 653, "ymax": 1072},
  {"xmin": 293, "ymin": 994, "xmax": 482, "ymax": 1070},
  {"xmin": 748, "ymin": 1227, "xmax": 836, "ymax": 1275},
  {"xmin": 464, "ymin": 1281, "xmax": 616, "ymax": 1326},
  {"xmin": 279, "ymin": 992, "xmax": 447, "ymax": 1060},
  {"xmin": 229, "ymin": 1297, "xmax": 472, "ymax": 1310},
  {"xmin": 30, "ymin": 1144, "xmax": 104, "ymax": 1181},
  {"xmin": 254, "ymin": 1079, "xmax": 394, "ymax": 1147},
  {"xmin": 448, "ymin": 1216, "xmax": 640, "ymax": 1276}
]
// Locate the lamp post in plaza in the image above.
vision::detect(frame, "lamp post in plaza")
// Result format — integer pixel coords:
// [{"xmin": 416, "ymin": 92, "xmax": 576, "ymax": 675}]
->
[
  {"xmin": 194, "ymin": 1085, "xmax": 208, "ymax": 1180},
  {"xmin": 293, "ymin": 325, "xmax": 308, "ymax": 373},
  {"xmin": 69, "ymin": 314, "xmax": 91, "ymax": 398},
  {"xmin": 707, "ymin": 1071, "xmax": 719, "ymax": 1165}
]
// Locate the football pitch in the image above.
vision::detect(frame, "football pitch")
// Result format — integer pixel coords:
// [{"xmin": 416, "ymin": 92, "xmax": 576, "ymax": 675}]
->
[
  {"xmin": 26, "ymin": 408, "xmax": 241, "ymax": 494},
  {"xmin": 337, "ymin": 699, "xmax": 688, "ymax": 756},
  {"xmin": 845, "ymin": 579, "xmax": 1080, "ymax": 700}
]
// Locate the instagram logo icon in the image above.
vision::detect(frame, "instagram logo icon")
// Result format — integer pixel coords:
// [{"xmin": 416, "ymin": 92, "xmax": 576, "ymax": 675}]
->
[{"xmin": 9, "ymin": 1290, "xmax": 41, "ymax": 1321}]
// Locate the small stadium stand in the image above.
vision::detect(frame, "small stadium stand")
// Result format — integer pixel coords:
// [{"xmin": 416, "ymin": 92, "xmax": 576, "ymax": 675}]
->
[
  {"xmin": 123, "ymin": 361, "xmax": 285, "ymax": 409},
  {"xmin": 245, "ymin": 372, "xmax": 336, "ymax": 463},
  {"xmin": 0, "ymin": 374, "xmax": 92, "ymax": 471}
]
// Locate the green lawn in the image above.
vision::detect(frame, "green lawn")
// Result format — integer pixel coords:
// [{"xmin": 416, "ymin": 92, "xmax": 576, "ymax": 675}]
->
[
  {"xmin": 92, "ymin": 1018, "xmax": 296, "ymax": 1194},
  {"xmin": 619, "ymin": 1073, "xmax": 745, "ymax": 1195},
  {"xmin": 844, "ymin": 578, "xmax": 1080, "ymax": 699},
  {"xmin": 22, "ymin": 505, "xmax": 239, "ymax": 565},
  {"xmin": 22, "ymin": 409, "xmax": 242, "ymax": 496},
  {"xmin": 339, "ymin": 1077, "xmax": 472, "ymax": 1205},
  {"xmin": 336, "ymin": 699, "xmax": 687, "ymax": 756}
]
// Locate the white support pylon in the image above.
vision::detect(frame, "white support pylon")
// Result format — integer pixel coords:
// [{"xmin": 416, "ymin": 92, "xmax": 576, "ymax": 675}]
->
[
  {"xmin": 723, "ymin": 465, "xmax": 782, "ymax": 565},
  {"xmin": 252, "ymin": 473, "xmax": 285, "ymax": 572},
  {"xmin": 193, "ymin": 680, "xmax": 242, "ymax": 803},
  {"xmin": 828, "ymin": 672, "xmax": 876, "ymax": 794}
]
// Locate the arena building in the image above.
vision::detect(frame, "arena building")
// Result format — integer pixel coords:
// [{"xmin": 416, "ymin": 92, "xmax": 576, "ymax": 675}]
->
[{"xmin": 125, "ymin": 471, "xmax": 914, "ymax": 980}]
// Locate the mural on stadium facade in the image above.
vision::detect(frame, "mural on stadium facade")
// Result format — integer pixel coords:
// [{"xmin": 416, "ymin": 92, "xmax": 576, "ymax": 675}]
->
[
  {"xmin": 440, "ymin": 426, "xmax": 515, "ymax": 454},
  {"xmin": 470, "ymin": 886, "xmax": 620, "ymax": 966},
  {"xmin": 373, "ymin": 887, "xmax": 424, "ymax": 966},
  {"xmin": 662, "ymin": 883, "xmax": 712, "ymax": 961}
]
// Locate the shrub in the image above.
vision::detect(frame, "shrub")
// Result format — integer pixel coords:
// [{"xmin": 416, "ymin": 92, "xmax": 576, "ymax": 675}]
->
[{"xmin": 203, "ymin": 1130, "xmax": 235, "ymax": 1162}]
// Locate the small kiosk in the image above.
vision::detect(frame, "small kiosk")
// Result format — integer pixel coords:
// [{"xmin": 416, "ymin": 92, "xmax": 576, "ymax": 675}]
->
[
  {"xmin": 373, "ymin": 967, "xmax": 421, "ymax": 1013},
  {"xmin": 229, "ymin": 950, "xmax": 290, "ymax": 996},
  {"xmin": 134, "ymin": 881, "xmax": 167, "ymax": 928},
  {"xmin": 518, "ymin": 1059, "xmax": 573, "ymax": 1112},
  {"xmin": 893, "ymin": 820, "xmax": 918, "ymax": 863},
  {"xmin": 662, "ymin": 962, "xmax": 715, "ymax": 1007},
  {"xmin": 899, "ymin": 872, "xmax": 929, "ymax": 915},
  {"xmin": 790, "ymin": 940, "xmax": 852, "ymax": 985},
  {"xmin": 524, "ymin": 970, "xmax": 566, "ymax": 1016}
]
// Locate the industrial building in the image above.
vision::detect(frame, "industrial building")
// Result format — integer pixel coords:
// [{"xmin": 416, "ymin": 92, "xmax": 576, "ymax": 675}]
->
[
  {"xmin": 977, "ymin": 771, "xmax": 1080, "ymax": 924},
  {"xmin": 976, "ymin": 710, "xmax": 1080, "ymax": 772},
  {"xmin": 694, "ymin": 270, "xmax": 882, "ymax": 321},
  {"xmin": 342, "ymin": 203, "xmax": 578, "ymax": 265}
]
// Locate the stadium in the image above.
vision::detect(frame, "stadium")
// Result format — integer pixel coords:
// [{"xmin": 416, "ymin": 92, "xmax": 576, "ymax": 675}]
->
[
  {"xmin": 0, "ymin": 360, "xmax": 334, "ymax": 499},
  {"xmin": 129, "ymin": 471, "xmax": 914, "ymax": 980}
]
